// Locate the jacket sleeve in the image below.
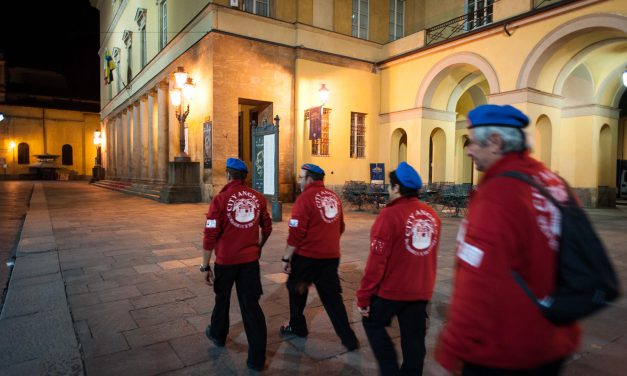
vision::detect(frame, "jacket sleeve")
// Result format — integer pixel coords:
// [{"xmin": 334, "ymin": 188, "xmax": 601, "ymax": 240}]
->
[
  {"xmin": 435, "ymin": 191, "xmax": 523, "ymax": 372},
  {"xmin": 339, "ymin": 202, "xmax": 346, "ymax": 235},
  {"xmin": 259, "ymin": 200, "xmax": 272, "ymax": 239},
  {"xmin": 287, "ymin": 197, "xmax": 309, "ymax": 247},
  {"xmin": 203, "ymin": 197, "xmax": 223, "ymax": 251},
  {"xmin": 356, "ymin": 214, "xmax": 391, "ymax": 308}
]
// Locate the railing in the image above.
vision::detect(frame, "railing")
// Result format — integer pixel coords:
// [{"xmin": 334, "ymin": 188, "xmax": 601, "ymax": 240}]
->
[{"xmin": 425, "ymin": 2, "xmax": 495, "ymax": 46}]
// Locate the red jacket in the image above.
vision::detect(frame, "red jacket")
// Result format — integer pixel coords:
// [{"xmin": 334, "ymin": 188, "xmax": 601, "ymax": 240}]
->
[
  {"xmin": 356, "ymin": 196, "xmax": 440, "ymax": 308},
  {"xmin": 203, "ymin": 180, "xmax": 272, "ymax": 265},
  {"xmin": 288, "ymin": 181, "xmax": 345, "ymax": 259},
  {"xmin": 436, "ymin": 151, "xmax": 581, "ymax": 371}
]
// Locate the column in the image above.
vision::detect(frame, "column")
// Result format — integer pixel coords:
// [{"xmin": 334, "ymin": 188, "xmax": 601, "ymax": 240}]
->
[
  {"xmin": 139, "ymin": 95, "xmax": 149, "ymax": 180},
  {"xmin": 126, "ymin": 108, "xmax": 133, "ymax": 179},
  {"xmin": 105, "ymin": 119, "xmax": 112, "ymax": 177},
  {"xmin": 132, "ymin": 102, "xmax": 141, "ymax": 180},
  {"xmin": 115, "ymin": 115, "xmax": 122, "ymax": 178},
  {"xmin": 157, "ymin": 82, "xmax": 169, "ymax": 182},
  {"xmin": 147, "ymin": 90, "xmax": 157, "ymax": 180}
]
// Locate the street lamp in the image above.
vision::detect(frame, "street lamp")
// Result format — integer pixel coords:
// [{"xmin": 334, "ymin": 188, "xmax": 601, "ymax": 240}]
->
[
  {"xmin": 171, "ymin": 66, "xmax": 195, "ymax": 162},
  {"xmin": 8, "ymin": 140, "xmax": 16, "ymax": 176},
  {"xmin": 90, "ymin": 130, "xmax": 105, "ymax": 183}
]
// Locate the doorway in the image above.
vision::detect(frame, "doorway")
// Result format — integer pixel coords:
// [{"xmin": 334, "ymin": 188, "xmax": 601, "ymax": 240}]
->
[{"xmin": 238, "ymin": 98, "xmax": 273, "ymax": 185}]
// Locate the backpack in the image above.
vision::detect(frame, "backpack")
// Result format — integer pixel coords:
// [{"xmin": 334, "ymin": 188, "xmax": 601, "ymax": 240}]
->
[{"xmin": 501, "ymin": 171, "xmax": 621, "ymax": 326}]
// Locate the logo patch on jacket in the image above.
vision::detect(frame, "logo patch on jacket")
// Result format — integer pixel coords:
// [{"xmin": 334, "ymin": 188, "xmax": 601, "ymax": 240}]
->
[
  {"xmin": 314, "ymin": 191, "xmax": 340, "ymax": 223},
  {"xmin": 404, "ymin": 209, "xmax": 439, "ymax": 256},
  {"xmin": 458, "ymin": 241, "xmax": 484, "ymax": 268},
  {"xmin": 289, "ymin": 218, "xmax": 299, "ymax": 228},
  {"xmin": 206, "ymin": 219, "xmax": 216, "ymax": 228},
  {"xmin": 371, "ymin": 239, "xmax": 386, "ymax": 255},
  {"xmin": 226, "ymin": 191, "xmax": 260, "ymax": 228}
]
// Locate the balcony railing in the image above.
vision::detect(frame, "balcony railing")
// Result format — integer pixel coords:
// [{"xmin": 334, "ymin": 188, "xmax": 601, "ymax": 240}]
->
[
  {"xmin": 425, "ymin": 0, "xmax": 565, "ymax": 46},
  {"xmin": 425, "ymin": 2, "xmax": 495, "ymax": 46}
]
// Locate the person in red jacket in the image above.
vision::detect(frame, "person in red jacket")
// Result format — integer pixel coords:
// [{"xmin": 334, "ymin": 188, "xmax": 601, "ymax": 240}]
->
[
  {"xmin": 356, "ymin": 161, "xmax": 440, "ymax": 375},
  {"xmin": 433, "ymin": 105, "xmax": 581, "ymax": 375},
  {"xmin": 202, "ymin": 158, "xmax": 272, "ymax": 372},
  {"xmin": 280, "ymin": 163, "xmax": 359, "ymax": 351}
]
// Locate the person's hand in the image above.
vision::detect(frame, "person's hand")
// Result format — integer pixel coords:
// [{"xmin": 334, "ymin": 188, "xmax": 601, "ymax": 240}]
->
[
  {"xmin": 205, "ymin": 267, "xmax": 214, "ymax": 286},
  {"xmin": 357, "ymin": 306, "xmax": 370, "ymax": 318},
  {"xmin": 282, "ymin": 258, "xmax": 291, "ymax": 274}
]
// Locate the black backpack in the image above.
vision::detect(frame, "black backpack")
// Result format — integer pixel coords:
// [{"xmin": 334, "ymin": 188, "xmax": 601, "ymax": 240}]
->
[{"xmin": 501, "ymin": 171, "xmax": 621, "ymax": 326}]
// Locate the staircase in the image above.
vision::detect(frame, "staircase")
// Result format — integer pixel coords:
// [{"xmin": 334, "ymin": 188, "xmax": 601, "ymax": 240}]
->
[{"xmin": 93, "ymin": 180, "xmax": 163, "ymax": 202}]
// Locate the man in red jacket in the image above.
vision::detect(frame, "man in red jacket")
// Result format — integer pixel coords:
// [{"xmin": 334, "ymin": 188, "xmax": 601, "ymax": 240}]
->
[
  {"xmin": 280, "ymin": 163, "xmax": 359, "ymax": 351},
  {"xmin": 202, "ymin": 158, "xmax": 272, "ymax": 372},
  {"xmin": 356, "ymin": 162, "xmax": 440, "ymax": 375},
  {"xmin": 434, "ymin": 105, "xmax": 580, "ymax": 375}
]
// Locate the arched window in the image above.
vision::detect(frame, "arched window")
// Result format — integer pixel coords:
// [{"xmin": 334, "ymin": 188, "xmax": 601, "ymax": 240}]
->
[
  {"xmin": 18, "ymin": 143, "xmax": 30, "ymax": 164},
  {"xmin": 62, "ymin": 144, "xmax": 73, "ymax": 165}
]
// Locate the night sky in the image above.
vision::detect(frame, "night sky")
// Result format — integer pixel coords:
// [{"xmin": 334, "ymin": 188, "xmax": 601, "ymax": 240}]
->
[{"xmin": 0, "ymin": 0, "xmax": 100, "ymax": 101}]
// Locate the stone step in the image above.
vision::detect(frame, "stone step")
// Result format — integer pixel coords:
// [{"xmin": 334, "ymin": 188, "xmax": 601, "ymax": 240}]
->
[{"xmin": 93, "ymin": 180, "xmax": 163, "ymax": 202}]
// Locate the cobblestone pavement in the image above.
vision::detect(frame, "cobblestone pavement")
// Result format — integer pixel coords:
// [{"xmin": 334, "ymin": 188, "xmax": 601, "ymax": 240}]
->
[
  {"xmin": 0, "ymin": 181, "xmax": 33, "ymax": 309},
  {"xmin": 8, "ymin": 181, "xmax": 627, "ymax": 375}
]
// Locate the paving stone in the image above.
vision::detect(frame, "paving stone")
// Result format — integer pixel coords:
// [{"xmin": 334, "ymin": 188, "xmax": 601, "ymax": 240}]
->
[
  {"xmin": 85, "ymin": 342, "xmax": 184, "ymax": 376},
  {"xmin": 159, "ymin": 260, "xmax": 188, "ymax": 269},
  {"xmin": 98, "ymin": 285, "xmax": 142, "ymax": 302},
  {"xmin": 136, "ymin": 277, "xmax": 188, "ymax": 295},
  {"xmin": 131, "ymin": 301, "xmax": 197, "ymax": 327},
  {"xmin": 124, "ymin": 319, "xmax": 197, "ymax": 348},
  {"xmin": 133, "ymin": 263, "xmax": 162, "ymax": 274},
  {"xmin": 72, "ymin": 300, "xmax": 137, "ymax": 336},
  {"xmin": 130, "ymin": 288, "xmax": 196, "ymax": 309},
  {"xmin": 67, "ymin": 293, "xmax": 102, "ymax": 310},
  {"xmin": 74, "ymin": 320, "xmax": 129, "ymax": 358}
]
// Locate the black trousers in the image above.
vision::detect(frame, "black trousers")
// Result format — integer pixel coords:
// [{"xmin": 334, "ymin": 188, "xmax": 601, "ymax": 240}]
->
[
  {"xmin": 462, "ymin": 359, "xmax": 565, "ymax": 376},
  {"xmin": 286, "ymin": 253, "xmax": 357, "ymax": 346},
  {"xmin": 362, "ymin": 296, "xmax": 428, "ymax": 376},
  {"xmin": 210, "ymin": 260, "xmax": 267, "ymax": 368}
]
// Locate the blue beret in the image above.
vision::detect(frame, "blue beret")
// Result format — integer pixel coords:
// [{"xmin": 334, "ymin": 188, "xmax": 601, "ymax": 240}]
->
[
  {"xmin": 395, "ymin": 162, "xmax": 422, "ymax": 190},
  {"xmin": 226, "ymin": 158, "xmax": 248, "ymax": 172},
  {"xmin": 467, "ymin": 104, "xmax": 529, "ymax": 129},
  {"xmin": 301, "ymin": 163, "xmax": 325, "ymax": 176}
]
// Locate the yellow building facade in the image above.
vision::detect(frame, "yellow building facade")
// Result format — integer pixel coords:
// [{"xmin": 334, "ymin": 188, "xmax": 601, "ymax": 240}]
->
[{"xmin": 92, "ymin": 0, "xmax": 627, "ymax": 206}]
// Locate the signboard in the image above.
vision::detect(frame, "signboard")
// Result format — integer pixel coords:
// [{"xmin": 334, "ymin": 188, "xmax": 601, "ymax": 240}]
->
[
  {"xmin": 252, "ymin": 115, "xmax": 282, "ymax": 221},
  {"xmin": 253, "ymin": 135, "xmax": 265, "ymax": 192},
  {"xmin": 370, "ymin": 163, "xmax": 385, "ymax": 185},
  {"xmin": 263, "ymin": 134, "xmax": 275, "ymax": 195},
  {"xmin": 203, "ymin": 121, "xmax": 212, "ymax": 169}
]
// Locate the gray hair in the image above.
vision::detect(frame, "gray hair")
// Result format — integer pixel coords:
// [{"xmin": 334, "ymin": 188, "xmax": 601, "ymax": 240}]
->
[{"xmin": 472, "ymin": 126, "xmax": 528, "ymax": 153}]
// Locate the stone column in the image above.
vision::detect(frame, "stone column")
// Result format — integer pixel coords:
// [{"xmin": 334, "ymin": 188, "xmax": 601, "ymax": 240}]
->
[
  {"xmin": 112, "ymin": 115, "xmax": 118, "ymax": 178},
  {"xmin": 105, "ymin": 119, "xmax": 112, "ymax": 178},
  {"xmin": 139, "ymin": 95, "xmax": 149, "ymax": 180},
  {"xmin": 147, "ymin": 90, "xmax": 157, "ymax": 180},
  {"xmin": 157, "ymin": 82, "xmax": 169, "ymax": 182},
  {"xmin": 120, "ymin": 110, "xmax": 127, "ymax": 179},
  {"xmin": 132, "ymin": 102, "xmax": 141, "ymax": 180},
  {"xmin": 126, "ymin": 108, "xmax": 133, "ymax": 179},
  {"xmin": 115, "ymin": 115, "xmax": 121, "ymax": 178}
]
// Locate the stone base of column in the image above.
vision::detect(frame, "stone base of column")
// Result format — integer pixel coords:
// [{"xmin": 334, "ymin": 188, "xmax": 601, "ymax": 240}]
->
[
  {"xmin": 90, "ymin": 166, "xmax": 106, "ymax": 183},
  {"xmin": 159, "ymin": 161, "xmax": 201, "ymax": 203}
]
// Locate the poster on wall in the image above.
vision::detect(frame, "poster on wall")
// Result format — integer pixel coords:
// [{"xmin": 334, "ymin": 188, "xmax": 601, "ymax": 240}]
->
[
  {"xmin": 203, "ymin": 121, "xmax": 212, "ymax": 169},
  {"xmin": 370, "ymin": 163, "xmax": 385, "ymax": 185},
  {"xmin": 253, "ymin": 135, "xmax": 264, "ymax": 192},
  {"xmin": 263, "ymin": 134, "xmax": 275, "ymax": 195}
]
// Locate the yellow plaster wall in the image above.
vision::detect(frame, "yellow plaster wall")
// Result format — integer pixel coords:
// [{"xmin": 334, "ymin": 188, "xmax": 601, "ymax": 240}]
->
[
  {"xmin": 370, "ymin": 0, "xmax": 389, "ymax": 44},
  {"xmin": 405, "ymin": 0, "xmax": 426, "ymax": 35},
  {"xmin": 295, "ymin": 59, "xmax": 380, "ymax": 186},
  {"xmin": 0, "ymin": 105, "xmax": 99, "ymax": 177},
  {"xmin": 296, "ymin": 0, "xmax": 313, "ymax": 24},
  {"xmin": 334, "ymin": 0, "xmax": 352, "ymax": 37},
  {"xmin": 425, "ymin": 0, "xmax": 464, "ymax": 28}
]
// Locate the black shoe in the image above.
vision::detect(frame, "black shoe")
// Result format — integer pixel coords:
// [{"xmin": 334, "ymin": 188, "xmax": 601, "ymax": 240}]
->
[
  {"xmin": 205, "ymin": 326, "xmax": 225, "ymax": 347},
  {"xmin": 247, "ymin": 361, "xmax": 264, "ymax": 372},
  {"xmin": 279, "ymin": 324, "xmax": 308, "ymax": 338}
]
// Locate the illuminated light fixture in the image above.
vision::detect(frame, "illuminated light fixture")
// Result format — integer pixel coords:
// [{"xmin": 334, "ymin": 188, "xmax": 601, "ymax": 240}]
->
[
  {"xmin": 623, "ymin": 66, "xmax": 627, "ymax": 87},
  {"xmin": 174, "ymin": 66, "xmax": 188, "ymax": 89},
  {"xmin": 0, "ymin": 113, "xmax": 4, "ymax": 122},
  {"xmin": 318, "ymin": 83, "xmax": 329, "ymax": 105},
  {"xmin": 170, "ymin": 88, "xmax": 182, "ymax": 107},
  {"xmin": 93, "ymin": 131, "xmax": 103, "ymax": 146},
  {"xmin": 9, "ymin": 140, "xmax": 16, "ymax": 149},
  {"xmin": 90, "ymin": 129, "xmax": 105, "ymax": 183},
  {"xmin": 170, "ymin": 66, "xmax": 196, "ymax": 162}
]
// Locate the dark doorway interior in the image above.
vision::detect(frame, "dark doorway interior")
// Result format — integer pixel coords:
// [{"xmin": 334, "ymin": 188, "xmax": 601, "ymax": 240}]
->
[{"xmin": 237, "ymin": 98, "xmax": 273, "ymax": 186}]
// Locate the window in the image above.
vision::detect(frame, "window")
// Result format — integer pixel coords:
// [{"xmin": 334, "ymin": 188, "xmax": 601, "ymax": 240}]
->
[
  {"xmin": 135, "ymin": 8, "xmax": 147, "ymax": 69},
  {"xmin": 466, "ymin": 0, "xmax": 494, "ymax": 30},
  {"xmin": 352, "ymin": 0, "xmax": 369, "ymax": 39},
  {"xmin": 159, "ymin": 0, "xmax": 167, "ymax": 50},
  {"xmin": 305, "ymin": 108, "xmax": 331, "ymax": 157},
  {"xmin": 62, "ymin": 144, "xmax": 73, "ymax": 165},
  {"xmin": 389, "ymin": 0, "xmax": 404, "ymax": 41},
  {"xmin": 17, "ymin": 143, "xmax": 29, "ymax": 164},
  {"xmin": 350, "ymin": 112, "xmax": 366, "ymax": 158},
  {"xmin": 122, "ymin": 30, "xmax": 133, "ymax": 82},
  {"xmin": 244, "ymin": 0, "xmax": 270, "ymax": 17}
]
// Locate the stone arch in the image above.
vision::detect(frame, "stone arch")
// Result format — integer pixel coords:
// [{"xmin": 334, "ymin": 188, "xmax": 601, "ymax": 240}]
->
[
  {"xmin": 534, "ymin": 115, "xmax": 552, "ymax": 167},
  {"xmin": 416, "ymin": 52, "xmax": 500, "ymax": 109},
  {"xmin": 429, "ymin": 128, "xmax": 447, "ymax": 183},
  {"xmin": 516, "ymin": 14, "xmax": 627, "ymax": 90},
  {"xmin": 390, "ymin": 128, "xmax": 408, "ymax": 169}
]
